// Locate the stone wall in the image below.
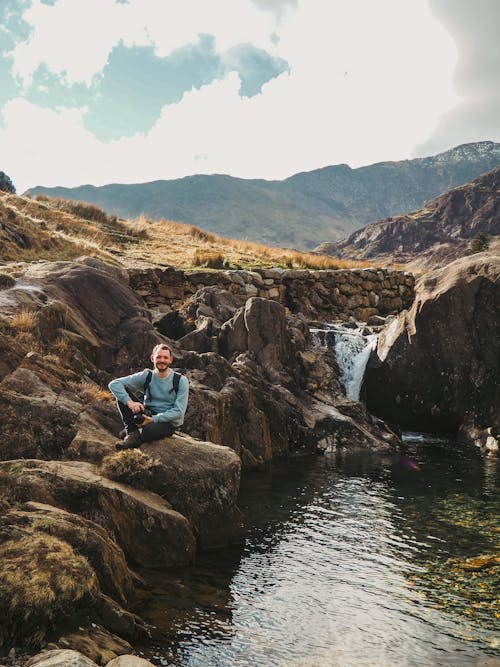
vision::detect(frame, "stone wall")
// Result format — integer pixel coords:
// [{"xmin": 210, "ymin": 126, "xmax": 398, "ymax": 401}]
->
[{"xmin": 128, "ymin": 266, "xmax": 415, "ymax": 323}]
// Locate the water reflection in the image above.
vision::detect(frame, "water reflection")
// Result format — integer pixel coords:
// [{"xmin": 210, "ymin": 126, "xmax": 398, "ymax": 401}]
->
[{"xmin": 135, "ymin": 440, "xmax": 500, "ymax": 667}]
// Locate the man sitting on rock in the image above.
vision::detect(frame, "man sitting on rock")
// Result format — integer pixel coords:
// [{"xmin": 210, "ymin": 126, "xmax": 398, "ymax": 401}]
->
[{"xmin": 109, "ymin": 343, "xmax": 189, "ymax": 450}]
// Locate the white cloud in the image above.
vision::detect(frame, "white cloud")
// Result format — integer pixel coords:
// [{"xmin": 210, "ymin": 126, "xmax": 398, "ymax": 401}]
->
[
  {"xmin": 10, "ymin": 0, "xmax": 278, "ymax": 87},
  {"xmin": 11, "ymin": 0, "xmax": 133, "ymax": 86},
  {"xmin": 2, "ymin": 0, "xmax": 461, "ymax": 193}
]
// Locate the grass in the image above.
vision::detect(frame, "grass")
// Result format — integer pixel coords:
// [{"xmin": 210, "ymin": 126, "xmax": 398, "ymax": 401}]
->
[
  {"xmin": 120, "ymin": 216, "xmax": 385, "ymax": 271},
  {"xmin": 11, "ymin": 309, "xmax": 37, "ymax": 331},
  {"xmin": 0, "ymin": 532, "xmax": 98, "ymax": 646},
  {"xmin": 1, "ymin": 190, "xmax": 394, "ymax": 271},
  {"xmin": 69, "ymin": 378, "xmax": 114, "ymax": 403},
  {"xmin": 100, "ymin": 448, "xmax": 156, "ymax": 484},
  {"xmin": 193, "ymin": 249, "xmax": 226, "ymax": 268}
]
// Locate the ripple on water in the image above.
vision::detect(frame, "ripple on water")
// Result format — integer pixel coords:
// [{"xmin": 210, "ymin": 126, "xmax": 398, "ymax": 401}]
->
[{"xmin": 136, "ymin": 444, "xmax": 500, "ymax": 667}]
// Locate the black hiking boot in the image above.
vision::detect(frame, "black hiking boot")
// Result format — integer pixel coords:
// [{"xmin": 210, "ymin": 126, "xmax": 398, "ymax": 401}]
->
[{"xmin": 115, "ymin": 430, "xmax": 141, "ymax": 451}]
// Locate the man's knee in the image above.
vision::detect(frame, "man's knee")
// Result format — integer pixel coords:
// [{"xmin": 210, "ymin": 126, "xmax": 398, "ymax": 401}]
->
[{"xmin": 141, "ymin": 421, "xmax": 175, "ymax": 442}]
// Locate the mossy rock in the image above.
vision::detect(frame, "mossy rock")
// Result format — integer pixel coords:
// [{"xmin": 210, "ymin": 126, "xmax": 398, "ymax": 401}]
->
[{"xmin": 0, "ymin": 532, "xmax": 98, "ymax": 648}]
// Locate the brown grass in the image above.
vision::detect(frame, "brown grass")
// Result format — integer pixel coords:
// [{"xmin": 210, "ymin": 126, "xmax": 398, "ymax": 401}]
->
[
  {"xmin": 35, "ymin": 194, "xmax": 115, "ymax": 225},
  {"xmin": 118, "ymin": 216, "xmax": 389, "ymax": 271},
  {"xmin": 2, "ymin": 191, "xmax": 395, "ymax": 271},
  {"xmin": 0, "ymin": 532, "xmax": 98, "ymax": 646},
  {"xmin": 69, "ymin": 378, "xmax": 114, "ymax": 403},
  {"xmin": 193, "ymin": 249, "xmax": 225, "ymax": 268},
  {"xmin": 11, "ymin": 309, "xmax": 37, "ymax": 331},
  {"xmin": 100, "ymin": 448, "xmax": 155, "ymax": 483}
]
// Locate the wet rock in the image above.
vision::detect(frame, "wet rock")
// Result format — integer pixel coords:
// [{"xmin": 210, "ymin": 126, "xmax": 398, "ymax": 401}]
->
[{"xmin": 54, "ymin": 625, "xmax": 132, "ymax": 665}]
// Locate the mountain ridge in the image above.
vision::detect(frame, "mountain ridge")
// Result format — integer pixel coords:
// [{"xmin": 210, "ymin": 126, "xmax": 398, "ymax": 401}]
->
[
  {"xmin": 317, "ymin": 166, "xmax": 500, "ymax": 269},
  {"xmin": 27, "ymin": 141, "xmax": 500, "ymax": 250}
]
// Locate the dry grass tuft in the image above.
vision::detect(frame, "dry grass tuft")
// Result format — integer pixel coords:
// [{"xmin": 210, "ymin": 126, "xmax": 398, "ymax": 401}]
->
[
  {"xmin": 50, "ymin": 335, "xmax": 69, "ymax": 357},
  {"xmin": 69, "ymin": 378, "xmax": 114, "ymax": 403},
  {"xmin": 35, "ymin": 194, "xmax": 114, "ymax": 225},
  {"xmin": 193, "ymin": 249, "xmax": 225, "ymax": 268},
  {"xmin": 100, "ymin": 449, "xmax": 156, "ymax": 484},
  {"xmin": 125, "ymin": 215, "xmax": 150, "ymax": 239},
  {"xmin": 11, "ymin": 309, "xmax": 37, "ymax": 331}
]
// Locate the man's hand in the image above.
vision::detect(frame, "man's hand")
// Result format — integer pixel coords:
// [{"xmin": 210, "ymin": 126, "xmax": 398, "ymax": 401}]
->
[
  {"xmin": 140, "ymin": 415, "xmax": 154, "ymax": 426},
  {"xmin": 127, "ymin": 400, "xmax": 144, "ymax": 414}
]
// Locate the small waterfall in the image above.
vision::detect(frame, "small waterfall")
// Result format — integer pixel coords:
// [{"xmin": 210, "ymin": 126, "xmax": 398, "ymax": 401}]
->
[{"xmin": 311, "ymin": 324, "xmax": 378, "ymax": 401}]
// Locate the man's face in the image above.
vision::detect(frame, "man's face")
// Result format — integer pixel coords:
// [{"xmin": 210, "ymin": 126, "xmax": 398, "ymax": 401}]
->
[{"xmin": 153, "ymin": 348, "xmax": 173, "ymax": 371}]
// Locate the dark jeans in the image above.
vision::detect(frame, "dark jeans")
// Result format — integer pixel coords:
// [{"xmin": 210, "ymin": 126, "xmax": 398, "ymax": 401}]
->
[{"xmin": 117, "ymin": 393, "xmax": 175, "ymax": 443}]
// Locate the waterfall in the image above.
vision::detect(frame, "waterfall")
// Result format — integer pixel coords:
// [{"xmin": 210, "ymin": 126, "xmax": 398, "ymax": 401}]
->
[{"xmin": 311, "ymin": 324, "xmax": 378, "ymax": 401}]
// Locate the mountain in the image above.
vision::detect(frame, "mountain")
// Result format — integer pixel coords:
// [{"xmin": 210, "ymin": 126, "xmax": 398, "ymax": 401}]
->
[
  {"xmin": 27, "ymin": 141, "xmax": 500, "ymax": 250},
  {"xmin": 317, "ymin": 166, "xmax": 500, "ymax": 269}
]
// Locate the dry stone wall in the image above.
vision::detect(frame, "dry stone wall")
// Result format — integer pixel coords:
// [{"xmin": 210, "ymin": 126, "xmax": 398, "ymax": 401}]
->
[{"xmin": 128, "ymin": 266, "xmax": 415, "ymax": 322}]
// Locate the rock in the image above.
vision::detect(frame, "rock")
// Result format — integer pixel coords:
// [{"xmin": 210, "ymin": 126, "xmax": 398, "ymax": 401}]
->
[
  {"xmin": 181, "ymin": 286, "xmax": 246, "ymax": 329},
  {"xmin": 365, "ymin": 255, "xmax": 500, "ymax": 446},
  {"xmin": 55, "ymin": 625, "xmax": 132, "ymax": 665},
  {"xmin": 1, "ymin": 502, "xmax": 137, "ymax": 607},
  {"xmin": 219, "ymin": 297, "xmax": 296, "ymax": 382},
  {"xmin": 26, "ymin": 649, "xmax": 98, "ymax": 667},
  {"xmin": 7, "ymin": 259, "xmax": 158, "ymax": 376},
  {"xmin": 154, "ymin": 310, "xmax": 186, "ymax": 339},
  {"xmin": 101, "ymin": 433, "xmax": 243, "ymax": 548},
  {"xmin": 0, "ymin": 274, "xmax": 15, "ymax": 289},
  {"xmin": 0, "ymin": 380, "xmax": 80, "ymax": 460},
  {"xmin": 451, "ymin": 554, "xmax": 500, "ymax": 571},
  {"xmin": 106, "ymin": 656, "xmax": 156, "ymax": 667},
  {"xmin": 0, "ymin": 171, "xmax": 16, "ymax": 194},
  {"xmin": 0, "ymin": 459, "xmax": 196, "ymax": 567}
]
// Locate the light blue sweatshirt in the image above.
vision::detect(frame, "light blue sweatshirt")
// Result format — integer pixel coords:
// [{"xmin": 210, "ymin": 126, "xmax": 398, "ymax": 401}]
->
[{"xmin": 108, "ymin": 369, "xmax": 189, "ymax": 426}]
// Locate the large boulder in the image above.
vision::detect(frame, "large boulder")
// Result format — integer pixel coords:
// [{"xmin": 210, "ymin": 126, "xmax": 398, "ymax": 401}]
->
[
  {"xmin": 0, "ymin": 459, "xmax": 196, "ymax": 567},
  {"xmin": 1, "ymin": 258, "xmax": 159, "ymax": 377},
  {"xmin": 101, "ymin": 434, "xmax": 243, "ymax": 548},
  {"xmin": 365, "ymin": 255, "xmax": 500, "ymax": 452}
]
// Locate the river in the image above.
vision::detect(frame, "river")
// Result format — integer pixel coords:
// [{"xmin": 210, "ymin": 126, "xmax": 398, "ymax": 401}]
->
[{"xmin": 135, "ymin": 434, "xmax": 500, "ymax": 667}]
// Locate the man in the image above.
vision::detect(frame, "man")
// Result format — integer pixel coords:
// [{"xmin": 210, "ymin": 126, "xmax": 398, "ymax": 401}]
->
[{"xmin": 108, "ymin": 343, "xmax": 189, "ymax": 450}]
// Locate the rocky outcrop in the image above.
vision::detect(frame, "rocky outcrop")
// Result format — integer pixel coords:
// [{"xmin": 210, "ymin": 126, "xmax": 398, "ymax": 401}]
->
[
  {"xmin": 0, "ymin": 459, "xmax": 197, "ymax": 567},
  {"xmin": 177, "ymin": 296, "xmax": 401, "ymax": 462},
  {"xmin": 0, "ymin": 170, "xmax": 15, "ymax": 194},
  {"xmin": 365, "ymin": 255, "xmax": 500, "ymax": 454},
  {"xmin": 26, "ymin": 649, "xmax": 155, "ymax": 667},
  {"xmin": 0, "ymin": 497, "xmax": 148, "ymax": 650},
  {"xmin": 323, "ymin": 166, "xmax": 500, "ymax": 269},
  {"xmin": 0, "ymin": 258, "xmax": 402, "ymax": 467}
]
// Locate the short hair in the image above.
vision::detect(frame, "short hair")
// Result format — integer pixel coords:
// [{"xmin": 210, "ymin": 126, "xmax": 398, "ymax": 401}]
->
[{"xmin": 152, "ymin": 343, "xmax": 173, "ymax": 357}]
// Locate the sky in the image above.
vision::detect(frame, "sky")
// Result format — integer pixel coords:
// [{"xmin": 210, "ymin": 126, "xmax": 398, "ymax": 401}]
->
[{"xmin": 0, "ymin": 0, "xmax": 498, "ymax": 193}]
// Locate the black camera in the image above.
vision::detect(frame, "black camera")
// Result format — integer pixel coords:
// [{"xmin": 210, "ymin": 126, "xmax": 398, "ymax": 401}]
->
[{"xmin": 133, "ymin": 409, "xmax": 152, "ymax": 426}]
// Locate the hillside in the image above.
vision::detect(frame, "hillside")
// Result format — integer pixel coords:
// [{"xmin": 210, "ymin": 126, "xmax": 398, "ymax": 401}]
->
[
  {"xmin": 317, "ymin": 166, "xmax": 500, "ymax": 269},
  {"xmin": 0, "ymin": 191, "xmax": 374, "ymax": 272},
  {"xmin": 27, "ymin": 141, "xmax": 500, "ymax": 250}
]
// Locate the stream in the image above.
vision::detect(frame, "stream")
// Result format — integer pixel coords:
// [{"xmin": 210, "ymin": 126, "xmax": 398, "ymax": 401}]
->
[
  {"xmin": 135, "ymin": 436, "xmax": 499, "ymax": 667},
  {"xmin": 134, "ymin": 323, "xmax": 499, "ymax": 667}
]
